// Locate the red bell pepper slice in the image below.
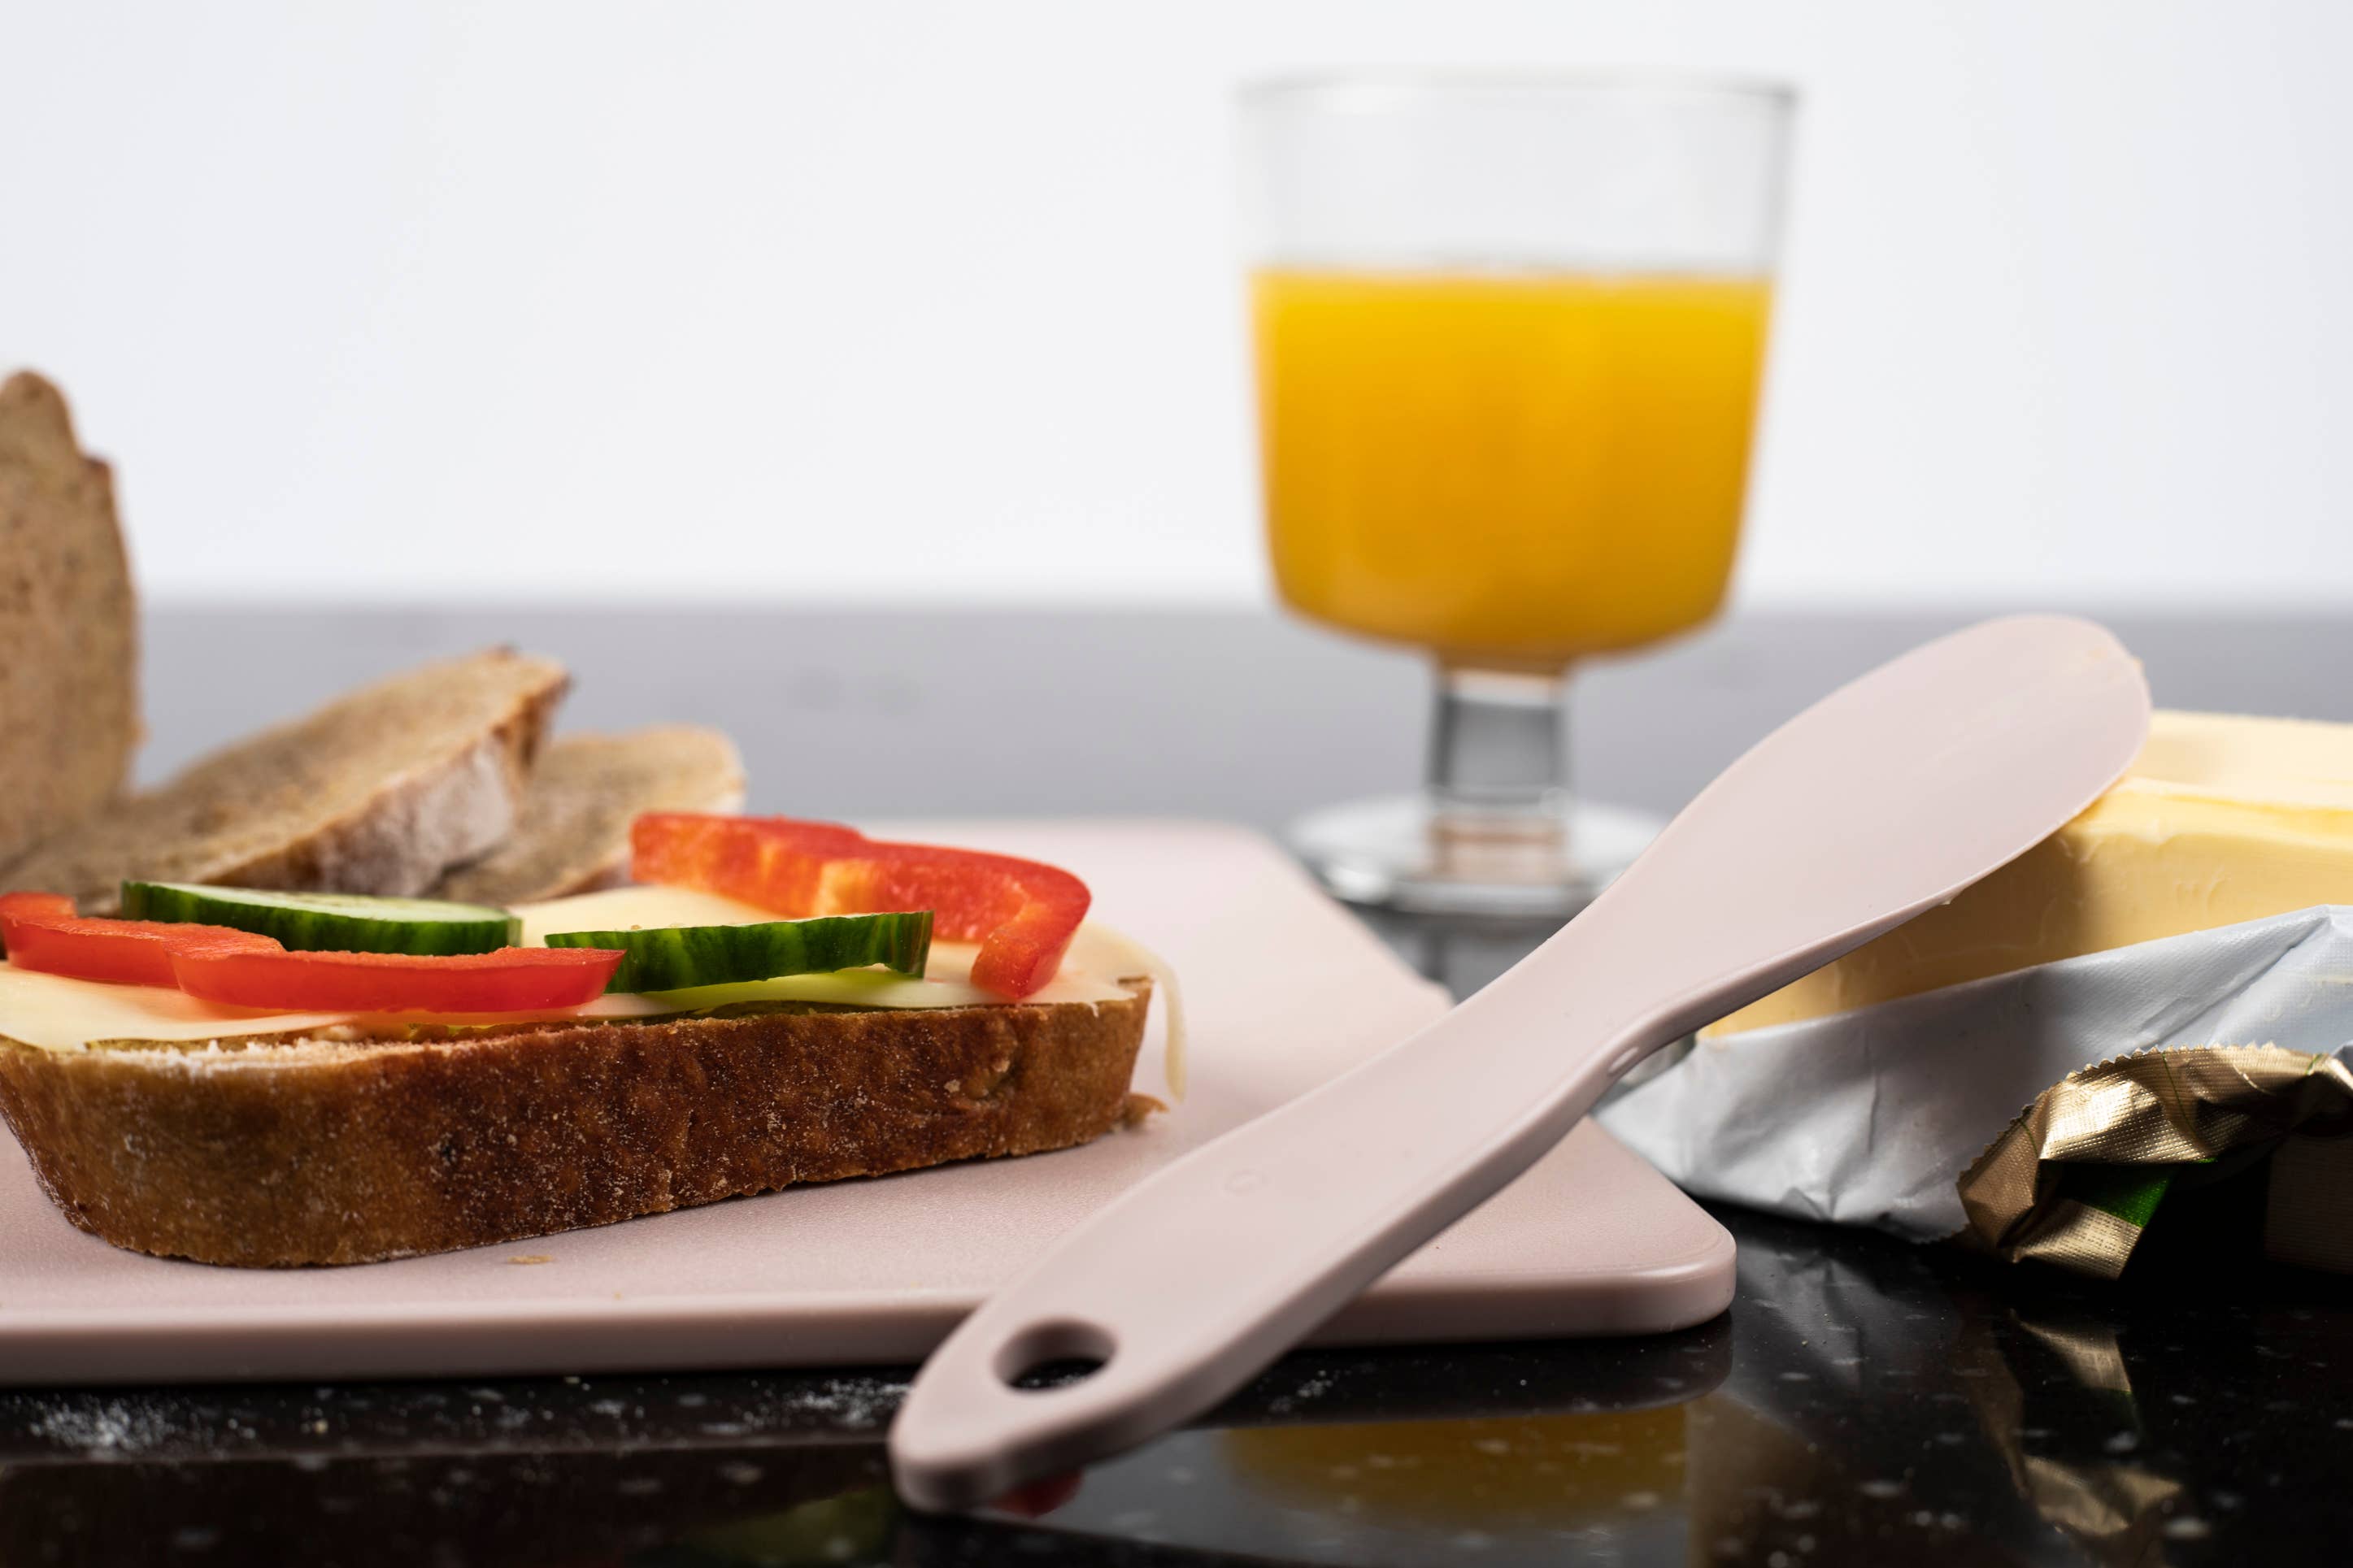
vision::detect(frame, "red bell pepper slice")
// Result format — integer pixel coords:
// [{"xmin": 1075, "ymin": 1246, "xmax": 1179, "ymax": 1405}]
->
[
  {"xmin": 0, "ymin": 892, "xmax": 75, "ymax": 924},
  {"xmin": 1, "ymin": 895, "xmax": 277, "ymax": 987},
  {"xmin": 3, "ymin": 890, "xmax": 623, "ymax": 1012},
  {"xmin": 631, "ymin": 814, "xmax": 1091, "ymax": 1000},
  {"xmin": 0, "ymin": 892, "xmax": 74, "ymax": 962},
  {"xmin": 170, "ymin": 946, "xmax": 626, "ymax": 1014}
]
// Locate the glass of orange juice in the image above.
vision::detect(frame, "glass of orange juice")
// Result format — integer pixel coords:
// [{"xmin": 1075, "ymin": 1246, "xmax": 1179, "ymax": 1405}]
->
[{"xmin": 1241, "ymin": 75, "xmax": 1794, "ymax": 917}]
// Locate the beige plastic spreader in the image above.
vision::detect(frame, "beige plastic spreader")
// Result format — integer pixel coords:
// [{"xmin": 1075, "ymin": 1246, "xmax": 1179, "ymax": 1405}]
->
[{"xmin": 889, "ymin": 615, "xmax": 2152, "ymax": 1512}]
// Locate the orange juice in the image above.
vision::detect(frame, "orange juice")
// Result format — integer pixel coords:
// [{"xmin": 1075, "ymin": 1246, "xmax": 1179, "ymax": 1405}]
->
[{"xmin": 1253, "ymin": 270, "xmax": 1772, "ymax": 668}]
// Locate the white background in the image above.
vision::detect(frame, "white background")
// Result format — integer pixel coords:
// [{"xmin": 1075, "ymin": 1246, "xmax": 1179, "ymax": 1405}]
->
[{"xmin": 6, "ymin": 2, "xmax": 2349, "ymax": 610}]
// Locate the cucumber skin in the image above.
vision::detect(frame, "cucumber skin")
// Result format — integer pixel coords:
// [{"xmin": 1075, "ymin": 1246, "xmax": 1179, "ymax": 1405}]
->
[
  {"xmin": 118, "ymin": 883, "xmax": 521, "ymax": 956},
  {"xmin": 543, "ymin": 912, "xmax": 933, "ymax": 992}
]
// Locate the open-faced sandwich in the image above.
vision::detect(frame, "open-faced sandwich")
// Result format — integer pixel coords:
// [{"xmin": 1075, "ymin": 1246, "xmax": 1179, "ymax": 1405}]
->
[
  {"xmin": 0, "ymin": 371, "xmax": 1170, "ymax": 1268},
  {"xmin": 0, "ymin": 814, "xmax": 1167, "ymax": 1266}
]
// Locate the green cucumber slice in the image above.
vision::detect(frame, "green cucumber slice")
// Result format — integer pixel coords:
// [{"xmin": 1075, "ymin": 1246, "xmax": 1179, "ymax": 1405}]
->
[
  {"xmin": 119, "ymin": 881, "xmax": 521, "ymax": 955},
  {"xmin": 542, "ymin": 910, "xmax": 933, "ymax": 992}
]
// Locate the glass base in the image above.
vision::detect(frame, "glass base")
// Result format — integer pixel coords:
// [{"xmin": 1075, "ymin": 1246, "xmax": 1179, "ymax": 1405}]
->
[{"xmin": 1288, "ymin": 793, "xmax": 1664, "ymax": 919}]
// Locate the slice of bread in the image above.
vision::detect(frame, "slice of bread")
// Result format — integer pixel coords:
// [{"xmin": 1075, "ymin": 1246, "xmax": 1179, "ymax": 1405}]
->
[
  {"xmin": 0, "ymin": 984, "xmax": 1152, "ymax": 1266},
  {"xmin": 1, "ymin": 649, "xmax": 568, "ymax": 913},
  {"xmin": 0, "ymin": 371, "xmax": 139, "ymax": 867},
  {"xmin": 434, "ymin": 726, "xmax": 746, "ymax": 906}
]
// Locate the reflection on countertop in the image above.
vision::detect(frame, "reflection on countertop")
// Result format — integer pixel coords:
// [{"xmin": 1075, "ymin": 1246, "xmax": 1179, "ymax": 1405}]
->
[{"xmin": 4, "ymin": 1203, "xmax": 2346, "ymax": 1566}]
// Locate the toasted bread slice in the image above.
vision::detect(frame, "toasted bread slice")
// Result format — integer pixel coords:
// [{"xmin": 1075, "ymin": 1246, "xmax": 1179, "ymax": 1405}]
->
[
  {"xmin": 434, "ymin": 726, "xmax": 746, "ymax": 906},
  {"xmin": 0, "ymin": 371, "xmax": 139, "ymax": 867},
  {"xmin": 0, "ymin": 984, "xmax": 1151, "ymax": 1266},
  {"xmin": 2, "ymin": 649, "xmax": 568, "ymax": 913}
]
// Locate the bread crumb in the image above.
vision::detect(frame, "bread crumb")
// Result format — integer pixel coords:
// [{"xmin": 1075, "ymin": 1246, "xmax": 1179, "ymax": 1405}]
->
[{"xmin": 507, "ymin": 1254, "xmax": 554, "ymax": 1266}]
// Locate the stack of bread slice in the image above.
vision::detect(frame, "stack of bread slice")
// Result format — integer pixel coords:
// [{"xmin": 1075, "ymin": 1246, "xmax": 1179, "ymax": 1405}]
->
[{"xmin": 0, "ymin": 371, "xmax": 745, "ymax": 911}]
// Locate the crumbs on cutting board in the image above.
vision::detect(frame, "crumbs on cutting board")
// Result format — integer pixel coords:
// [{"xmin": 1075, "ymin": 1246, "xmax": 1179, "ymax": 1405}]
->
[{"xmin": 506, "ymin": 1254, "xmax": 553, "ymax": 1266}]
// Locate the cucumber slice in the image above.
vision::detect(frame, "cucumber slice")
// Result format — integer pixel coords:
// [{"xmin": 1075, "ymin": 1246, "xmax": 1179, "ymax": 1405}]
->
[
  {"xmin": 542, "ymin": 910, "xmax": 933, "ymax": 992},
  {"xmin": 119, "ymin": 881, "xmax": 521, "ymax": 955}
]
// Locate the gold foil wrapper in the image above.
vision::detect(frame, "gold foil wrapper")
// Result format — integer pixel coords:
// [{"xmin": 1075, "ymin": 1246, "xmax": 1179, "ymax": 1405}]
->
[{"xmin": 1957, "ymin": 1045, "xmax": 2353, "ymax": 1278}]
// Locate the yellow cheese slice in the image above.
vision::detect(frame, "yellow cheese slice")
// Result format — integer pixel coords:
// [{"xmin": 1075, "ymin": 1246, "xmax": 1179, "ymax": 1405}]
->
[
  {"xmin": 513, "ymin": 884, "xmax": 780, "ymax": 945},
  {"xmin": 0, "ymin": 884, "xmax": 1152, "ymax": 1054},
  {"xmin": 0, "ymin": 966, "xmax": 352, "ymax": 1054},
  {"xmin": 1711, "ymin": 709, "xmax": 2353, "ymax": 1035},
  {"xmin": 569, "ymin": 940, "xmax": 1134, "ymax": 1019},
  {"xmin": 1066, "ymin": 920, "xmax": 1188, "ymax": 1101}
]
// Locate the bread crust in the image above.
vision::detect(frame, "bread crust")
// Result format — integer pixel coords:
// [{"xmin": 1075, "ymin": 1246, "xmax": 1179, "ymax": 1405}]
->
[
  {"xmin": 206, "ymin": 669, "xmax": 565, "ymax": 900},
  {"xmin": 0, "ymin": 984, "xmax": 1150, "ymax": 1267},
  {"xmin": 434, "ymin": 725, "xmax": 747, "ymax": 906},
  {"xmin": 2, "ymin": 648, "xmax": 566, "ymax": 912}
]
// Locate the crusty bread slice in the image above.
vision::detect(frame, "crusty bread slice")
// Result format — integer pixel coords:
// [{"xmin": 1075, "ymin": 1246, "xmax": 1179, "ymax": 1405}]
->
[
  {"xmin": 434, "ymin": 726, "xmax": 746, "ymax": 906},
  {"xmin": 1, "ymin": 649, "xmax": 568, "ymax": 914},
  {"xmin": 0, "ymin": 371, "xmax": 139, "ymax": 867},
  {"xmin": 0, "ymin": 984, "xmax": 1152, "ymax": 1266}
]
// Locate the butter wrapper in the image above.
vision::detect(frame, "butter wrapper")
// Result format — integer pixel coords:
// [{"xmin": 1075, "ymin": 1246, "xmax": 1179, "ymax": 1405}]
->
[
  {"xmin": 1598, "ymin": 906, "xmax": 2353, "ymax": 1260},
  {"xmin": 1956, "ymin": 1043, "xmax": 2353, "ymax": 1275}
]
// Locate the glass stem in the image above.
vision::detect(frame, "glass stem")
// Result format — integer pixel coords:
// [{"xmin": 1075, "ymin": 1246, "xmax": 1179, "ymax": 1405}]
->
[{"xmin": 1427, "ymin": 662, "xmax": 1571, "ymax": 844}]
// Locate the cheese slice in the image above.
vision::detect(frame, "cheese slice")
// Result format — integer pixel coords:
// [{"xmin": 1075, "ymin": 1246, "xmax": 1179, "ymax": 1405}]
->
[
  {"xmin": 0, "ymin": 884, "xmax": 1150, "ymax": 1054},
  {"xmin": 1711, "ymin": 710, "xmax": 2353, "ymax": 1036},
  {"xmin": 570, "ymin": 940, "xmax": 1135, "ymax": 1019},
  {"xmin": 514, "ymin": 884, "xmax": 779, "ymax": 945},
  {"xmin": 0, "ymin": 966, "xmax": 353, "ymax": 1054},
  {"xmin": 1066, "ymin": 920, "xmax": 1187, "ymax": 1100}
]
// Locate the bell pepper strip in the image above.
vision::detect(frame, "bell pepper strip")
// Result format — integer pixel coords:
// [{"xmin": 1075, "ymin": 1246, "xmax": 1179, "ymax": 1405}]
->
[
  {"xmin": 631, "ymin": 814, "xmax": 1091, "ymax": 1000},
  {"xmin": 170, "ymin": 945, "xmax": 626, "ymax": 1014},
  {"xmin": 0, "ymin": 892, "xmax": 74, "ymax": 961},
  {"xmin": 0, "ymin": 892, "xmax": 75, "ymax": 924},
  {"xmin": 1, "ymin": 895, "xmax": 277, "ymax": 987},
  {"xmin": 2, "ymin": 891, "xmax": 624, "ymax": 1012}
]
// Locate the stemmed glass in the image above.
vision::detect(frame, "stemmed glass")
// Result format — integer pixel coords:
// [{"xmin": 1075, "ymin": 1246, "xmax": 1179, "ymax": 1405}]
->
[{"xmin": 1240, "ymin": 75, "xmax": 1794, "ymax": 917}]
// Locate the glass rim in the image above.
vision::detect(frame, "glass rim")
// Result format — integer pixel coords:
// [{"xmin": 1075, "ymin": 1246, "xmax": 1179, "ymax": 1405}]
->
[{"xmin": 1235, "ymin": 68, "xmax": 1798, "ymax": 112}]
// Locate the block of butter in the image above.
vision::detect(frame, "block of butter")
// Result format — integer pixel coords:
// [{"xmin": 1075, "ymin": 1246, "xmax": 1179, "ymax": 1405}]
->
[{"xmin": 1710, "ymin": 710, "xmax": 2353, "ymax": 1036}]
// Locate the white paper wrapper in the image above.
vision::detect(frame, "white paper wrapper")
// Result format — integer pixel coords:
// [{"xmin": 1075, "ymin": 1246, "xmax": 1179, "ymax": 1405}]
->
[{"xmin": 1597, "ymin": 905, "xmax": 2353, "ymax": 1241}]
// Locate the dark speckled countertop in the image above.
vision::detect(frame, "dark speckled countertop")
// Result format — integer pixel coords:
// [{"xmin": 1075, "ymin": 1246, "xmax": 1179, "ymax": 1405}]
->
[
  {"xmin": 7, "ymin": 608, "xmax": 2352, "ymax": 1566},
  {"xmin": 6, "ymin": 1204, "xmax": 2346, "ymax": 1565}
]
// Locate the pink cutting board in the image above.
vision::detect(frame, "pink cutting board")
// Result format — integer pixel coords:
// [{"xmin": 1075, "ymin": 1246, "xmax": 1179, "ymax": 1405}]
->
[{"xmin": 0, "ymin": 820, "xmax": 1731, "ymax": 1386}]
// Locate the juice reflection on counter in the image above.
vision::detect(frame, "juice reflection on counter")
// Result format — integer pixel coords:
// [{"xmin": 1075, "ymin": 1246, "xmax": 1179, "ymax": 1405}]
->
[
  {"xmin": 1253, "ymin": 270, "xmax": 1772, "ymax": 670},
  {"xmin": 1224, "ymin": 1405, "xmax": 1687, "ymax": 1527}
]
